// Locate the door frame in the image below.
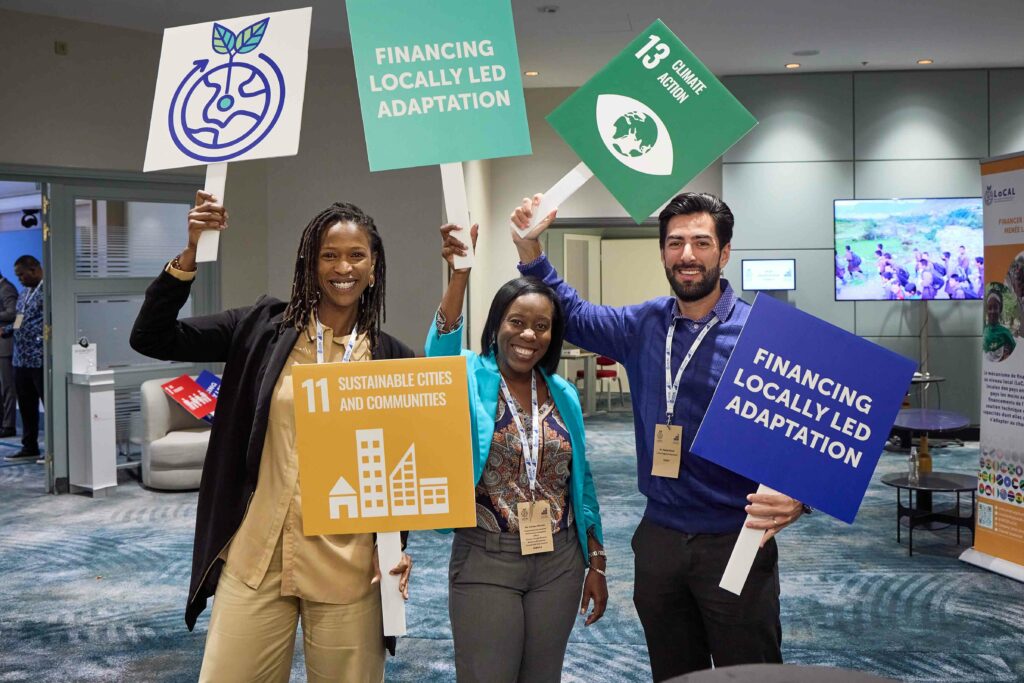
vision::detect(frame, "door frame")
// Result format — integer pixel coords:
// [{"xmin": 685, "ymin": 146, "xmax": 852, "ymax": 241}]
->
[{"xmin": 0, "ymin": 164, "xmax": 209, "ymax": 493}]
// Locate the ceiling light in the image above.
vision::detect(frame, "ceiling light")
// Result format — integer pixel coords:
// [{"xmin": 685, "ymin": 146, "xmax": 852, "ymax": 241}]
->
[
  {"xmin": 524, "ymin": 70, "xmax": 539, "ymax": 77},
  {"xmin": 917, "ymin": 58, "xmax": 934, "ymax": 65},
  {"xmin": 785, "ymin": 63, "xmax": 800, "ymax": 69}
]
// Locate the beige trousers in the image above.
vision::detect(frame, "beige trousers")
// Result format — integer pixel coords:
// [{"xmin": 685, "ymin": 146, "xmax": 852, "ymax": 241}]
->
[{"xmin": 199, "ymin": 545, "xmax": 385, "ymax": 683}]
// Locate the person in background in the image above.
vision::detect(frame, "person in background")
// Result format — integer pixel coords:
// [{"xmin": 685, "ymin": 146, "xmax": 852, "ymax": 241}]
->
[
  {"xmin": 511, "ymin": 192, "xmax": 806, "ymax": 680},
  {"xmin": 427, "ymin": 224, "xmax": 606, "ymax": 683},
  {"xmin": 2, "ymin": 256, "xmax": 45, "ymax": 462},
  {"xmin": 0, "ymin": 269, "xmax": 18, "ymax": 439},
  {"xmin": 844, "ymin": 245, "xmax": 863, "ymax": 278},
  {"xmin": 130, "ymin": 191, "xmax": 414, "ymax": 682},
  {"xmin": 958, "ymin": 245, "xmax": 971, "ymax": 277},
  {"xmin": 974, "ymin": 256, "xmax": 985, "ymax": 298}
]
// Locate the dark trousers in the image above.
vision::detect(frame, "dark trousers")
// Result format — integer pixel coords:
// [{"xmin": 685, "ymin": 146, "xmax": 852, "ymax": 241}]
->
[
  {"xmin": 631, "ymin": 517, "xmax": 782, "ymax": 681},
  {"xmin": 14, "ymin": 366, "xmax": 44, "ymax": 453},
  {"xmin": 448, "ymin": 526, "xmax": 585, "ymax": 683},
  {"xmin": 0, "ymin": 356, "xmax": 14, "ymax": 430}
]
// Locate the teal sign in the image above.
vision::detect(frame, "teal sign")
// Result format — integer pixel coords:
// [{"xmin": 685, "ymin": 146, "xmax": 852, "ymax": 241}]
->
[
  {"xmin": 346, "ymin": 0, "xmax": 532, "ymax": 171},
  {"xmin": 547, "ymin": 20, "xmax": 757, "ymax": 222}
]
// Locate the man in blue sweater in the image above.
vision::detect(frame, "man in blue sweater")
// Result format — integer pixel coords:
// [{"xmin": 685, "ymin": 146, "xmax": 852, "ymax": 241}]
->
[{"xmin": 511, "ymin": 192, "xmax": 806, "ymax": 680}]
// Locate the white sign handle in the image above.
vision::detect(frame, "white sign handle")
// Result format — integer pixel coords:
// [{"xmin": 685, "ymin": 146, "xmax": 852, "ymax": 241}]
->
[
  {"xmin": 719, "ymin": 483, "xmax": 777, "ymax": 596},
  {"xmin": 377, "ymin": 531, "xmax": 407, "ymax": 636},
  {"xmin": 196, "ymin": 162, "xmax": 228, "ymax": 263},
  {"xmin": 513, "ymin": 161, "xmax": 594, "ymax": 238},
  {"xmin": 439, "ymin": 162, "xmax": 473, "ymax": 270}
]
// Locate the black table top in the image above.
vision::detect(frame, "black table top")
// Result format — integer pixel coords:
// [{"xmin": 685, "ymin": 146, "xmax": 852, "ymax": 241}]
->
[
  {"xmin": 893, "ymin": 408, "xmax": 970, "ymax": 432},
  {"xmin": 880, "ymin": 471, "xmax": 977, "ymax": 492}
]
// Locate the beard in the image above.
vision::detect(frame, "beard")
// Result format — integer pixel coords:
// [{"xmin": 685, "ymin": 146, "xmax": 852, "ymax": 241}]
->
[{"xmin": 665, "ymin": 262, "xmax": 721, "ymax": 302}]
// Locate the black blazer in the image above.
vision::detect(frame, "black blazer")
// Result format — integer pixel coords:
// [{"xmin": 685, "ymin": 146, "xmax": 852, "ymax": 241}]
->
[{"xmin": 130, "ymin": 270, "xmax": 416, "ymax": 631}]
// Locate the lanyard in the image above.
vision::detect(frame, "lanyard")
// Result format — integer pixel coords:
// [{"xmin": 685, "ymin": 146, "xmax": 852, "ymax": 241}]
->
[
  {"xmin": 315, "ymin": 316, "xmax": 359, "ymax": 365},
  {"xmin": 23, "ymin": 281, "xmax": 42, "ymax": 307},
  {"xmin": 664, "ymin": 315, "xmax": 718, "ymax": 424},
  {"xmin": 499, "ymin": 372, "xmax": 541, "ymax": 494}
]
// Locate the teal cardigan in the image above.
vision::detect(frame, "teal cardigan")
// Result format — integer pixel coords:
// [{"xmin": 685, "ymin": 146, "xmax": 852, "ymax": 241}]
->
[{"xmin": 425, "ymin": 323, "xmax": 604, "ymax": 564}]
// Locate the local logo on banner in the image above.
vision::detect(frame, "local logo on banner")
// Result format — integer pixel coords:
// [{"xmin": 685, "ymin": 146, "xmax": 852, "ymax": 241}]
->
[
  {"xmin": 144, "ymin": 8, "xmax": 311, "ymax": 171},
  {"xmin": 547, "ymin": 20, "xmax": 756, "ymax": 222},
  {"xmin": 293, "ymin": 356, "xmax": 476, "ymax": 535},
  {"xmin": 345, "ymin": 0, "xmax": 531, "ymax": 171},
  {"xmin": 691, "ymin": 295, "xmax": 916, "ymax": 523}
]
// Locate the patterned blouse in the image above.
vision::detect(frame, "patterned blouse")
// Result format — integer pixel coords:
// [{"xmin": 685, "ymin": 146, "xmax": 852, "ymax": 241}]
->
[
  {"xmin": 13, "ymin": 283, "xmax": 44, "ymax": 369},
  {"xmin": 476, "ymin": 390, "xmax": 574, "ymax": 534}
]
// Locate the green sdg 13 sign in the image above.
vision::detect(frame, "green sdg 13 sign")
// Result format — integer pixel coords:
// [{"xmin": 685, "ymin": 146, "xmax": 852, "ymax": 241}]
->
[{"xmin": 548, "ymin": 20, "xmax": 757, "ymax": 222}]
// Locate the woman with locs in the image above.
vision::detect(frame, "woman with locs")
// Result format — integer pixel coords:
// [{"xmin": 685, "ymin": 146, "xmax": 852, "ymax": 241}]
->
[
  {"xmin": 130, "ymin": 191, "xmax": 414, "ymax": 682},
  {"xmin": 425, "ymin": 223, "xmax": 607, "ymax": 682}
]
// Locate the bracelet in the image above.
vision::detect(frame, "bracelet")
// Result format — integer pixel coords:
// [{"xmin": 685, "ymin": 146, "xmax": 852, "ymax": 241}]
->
[
  {"xmin": 590, "ymin": 567, "xmax": 606, "ymax": 577},
  {"xmin": 170, "ymin": 254, "xmax": 197, "ymax": 273},
  {"xmin": 588, "ymin": 549, "xmax": 607, "ymax": 559}
]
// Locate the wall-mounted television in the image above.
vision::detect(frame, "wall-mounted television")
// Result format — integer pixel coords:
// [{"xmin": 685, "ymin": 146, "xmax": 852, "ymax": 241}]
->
[
  {"xmin": 742, "ymin": 259, "xmax": 796, "ymax": 291},
  {"xmin": 834, "ymin": 197, "xmax": 984, "ymax": 301}
]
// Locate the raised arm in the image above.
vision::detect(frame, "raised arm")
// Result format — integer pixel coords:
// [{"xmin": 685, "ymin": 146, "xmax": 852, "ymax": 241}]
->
[
  {"xmin": 424, "ymin": 222, "xmax": 478, "ymax": 358},
  {"xmin": 130, "ymin": 190, "xmax": 243, "ymax": 364},
  {"xmin": 510, "ymin": 195, "xmax": 634, "ymax": 362}
]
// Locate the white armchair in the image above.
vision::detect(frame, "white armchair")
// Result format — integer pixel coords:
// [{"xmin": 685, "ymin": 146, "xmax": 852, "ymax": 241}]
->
[{"xmin": 139, "ymin": 377, "xmax": 211, "ymax": 490}]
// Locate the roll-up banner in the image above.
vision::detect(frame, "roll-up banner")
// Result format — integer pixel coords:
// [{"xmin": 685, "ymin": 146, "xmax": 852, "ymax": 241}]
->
[{"xmin": 961, "ymin": 151, "xmax": 1024, "ymax": 582}]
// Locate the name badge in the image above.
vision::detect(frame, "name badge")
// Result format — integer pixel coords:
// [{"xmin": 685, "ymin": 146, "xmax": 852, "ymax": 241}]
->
[
  {"xmin": 517, "ymin": 500, "xmax": 554, "ymax": 555},
  {"xmin": 13, "ymin": 314, "xmax": 23, "ymax": 330},
  {"xmin": 651, "ymin": 424, "xmax": 683, "ymax": 478}
]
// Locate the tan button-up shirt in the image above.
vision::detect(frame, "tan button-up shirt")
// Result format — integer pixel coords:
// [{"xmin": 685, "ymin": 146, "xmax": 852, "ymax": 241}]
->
[{"xmin": 164, "ymin": 262, "xmax": 375, "ymax": 604}]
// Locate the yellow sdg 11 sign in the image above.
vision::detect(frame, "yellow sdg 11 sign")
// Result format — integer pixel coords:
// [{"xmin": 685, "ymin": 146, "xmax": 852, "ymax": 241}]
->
[{"xmin": 293, "ymin": 356, "xmax": 476, "ymax": 536}]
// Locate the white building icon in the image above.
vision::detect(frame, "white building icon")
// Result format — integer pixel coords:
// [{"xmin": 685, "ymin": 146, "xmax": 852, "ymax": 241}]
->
[
  {"xmin": 419, "ymin": 477, "xmax": 450, "ymax": 515},
  {"xmin": 328, "ymin": 428, "xmax": 450, "ymax": 520},
  {"xmin": 329, "ymin": 476, "xmax": 358, "ymax": 520},
  {"xmin": 390, "ymin": 444, "xmax": 420, "ymax": 516},
  {"xmin": 357, "ymin": 428, "xmax": 389, "ymax": 518}
]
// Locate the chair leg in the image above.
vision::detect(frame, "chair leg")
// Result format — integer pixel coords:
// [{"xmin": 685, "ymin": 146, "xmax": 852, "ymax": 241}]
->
[
  {"xmin": 615, "ymin": 377, "xmax": 624, "ymax": 407},
  {"xmin": 605, "ymin": 378, "xmax": 611, "ymax": 412}
]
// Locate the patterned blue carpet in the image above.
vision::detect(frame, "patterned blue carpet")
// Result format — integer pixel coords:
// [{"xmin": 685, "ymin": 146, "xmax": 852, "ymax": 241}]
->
[{"xmin": 0, "ymin": 414, "xmax": 1021, "ymax": 682}]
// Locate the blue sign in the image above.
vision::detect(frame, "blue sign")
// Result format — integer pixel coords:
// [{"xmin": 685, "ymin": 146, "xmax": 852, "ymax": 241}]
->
[
  {"xmin": 196, "ymin": 370, "xmax": 222, "ymax": 424},
  {"xmin": 691, "ymin": 295, "xmax": 916, "ymax": 523}
]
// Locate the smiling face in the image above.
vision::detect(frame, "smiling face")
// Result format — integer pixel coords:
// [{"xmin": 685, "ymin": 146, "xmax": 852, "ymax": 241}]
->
[
  {"xmin": 495, "ymin": 293, "xmax": 554, "ymax": 379},
  {"xmin": 660, "ymin": 212, "xmax": 729, "ymax": 303},
  {"xmin": 316, "ymin": 221, "xmax": 375, "ymax": 317},
  {"xmin": 987, "ymin": 294, "xmax": 1002, "ymax": 325}
]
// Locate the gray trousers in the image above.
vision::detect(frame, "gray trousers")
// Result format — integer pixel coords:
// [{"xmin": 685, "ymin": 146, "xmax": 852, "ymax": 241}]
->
[
  {"xmin": 448, "ymin": 526, "xmax": 585, "ymax": 683},
  {"xmin": 0, "ymin": 356, "xmax": 14, "ymax": 430}
]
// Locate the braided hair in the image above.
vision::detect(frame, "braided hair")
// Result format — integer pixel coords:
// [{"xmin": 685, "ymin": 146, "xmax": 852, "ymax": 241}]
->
[{"xmin": 280, "ymin": 202, "xmax": 387, "ymax": 350}]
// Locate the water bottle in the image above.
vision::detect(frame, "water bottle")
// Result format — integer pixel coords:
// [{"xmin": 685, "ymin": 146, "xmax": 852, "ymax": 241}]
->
[{"xmin": 908, "ymin": 446, "xmax": 920, "ymax": 486}]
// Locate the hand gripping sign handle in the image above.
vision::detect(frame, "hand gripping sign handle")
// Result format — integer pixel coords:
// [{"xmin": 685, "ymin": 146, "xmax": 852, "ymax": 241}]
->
[
  {"xmin": 719, "ymin": 483, "xmax": 778, "ymax": 596},
  {"xmin": 196, "ymin": 162, "xmax": 228, "ymax": 263},
  {"xmin": 439, "ymin": 162, "xmax": 473, "ymax": 270},
  {"xmin": 378, "ymin": 531, "xmax": 407, "ymax": 637},
  {"xmin": 512, "ymin": 161, "xmax": 594, "ymax": 239}
]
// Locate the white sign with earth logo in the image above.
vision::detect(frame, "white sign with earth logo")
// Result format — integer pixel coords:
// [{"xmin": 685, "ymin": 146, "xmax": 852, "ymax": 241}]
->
[{"xmin": 144, "ymin": 8, "xmax": 312, "ymax": 172}]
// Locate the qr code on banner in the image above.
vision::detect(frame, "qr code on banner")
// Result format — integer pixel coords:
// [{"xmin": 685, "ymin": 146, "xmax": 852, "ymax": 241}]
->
[{"xmin": 978, "ymin": 502, "xmax": 994, "ymax": 529}]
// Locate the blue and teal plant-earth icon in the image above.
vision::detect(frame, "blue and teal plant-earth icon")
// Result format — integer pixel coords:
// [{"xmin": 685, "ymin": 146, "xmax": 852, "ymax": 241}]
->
[
  {"xmin": 610, "ymin": 111, "xmax": 658, "ymax": 158},
  {"xmin": 169, "ymin": 16, "xmax": 286, "ymax": 162}
]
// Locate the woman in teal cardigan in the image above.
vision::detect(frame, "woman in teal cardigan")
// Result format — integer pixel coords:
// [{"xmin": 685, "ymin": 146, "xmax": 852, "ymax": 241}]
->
[{"xmin": 426, "ymin": 224, "xmax": 607, "ymax": 683}]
